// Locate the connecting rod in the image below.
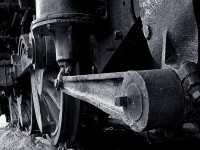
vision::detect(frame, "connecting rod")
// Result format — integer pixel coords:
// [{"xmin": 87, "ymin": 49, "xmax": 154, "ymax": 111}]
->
[{"xmin": 62, "ymin": 69, "xmax": 185, "ymax": 132}]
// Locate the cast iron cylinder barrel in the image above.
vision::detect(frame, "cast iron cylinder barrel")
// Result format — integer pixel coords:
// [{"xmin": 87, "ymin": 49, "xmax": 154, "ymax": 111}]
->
[
  {"xmin": 32, "ymin": 0, "xmax": 107, "ymax": 33},
  {"xmin": 35, "ymin": 0, "xmax": 104, "ymax": 19},
  {"xmin": 32, "ymin": 0, "xmax": 105, "ymax": 62}
]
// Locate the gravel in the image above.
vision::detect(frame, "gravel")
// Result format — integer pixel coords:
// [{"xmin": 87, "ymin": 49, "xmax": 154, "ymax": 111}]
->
[{"xmin": 0, "ymin": 127, "xmax": 47, "ymax": 150}]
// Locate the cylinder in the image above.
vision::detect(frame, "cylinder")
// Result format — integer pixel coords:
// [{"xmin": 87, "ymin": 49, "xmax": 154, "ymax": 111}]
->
[
  {"xmin": 32, "ymin": 0, "xmax": 107, "ymax": 34},
  {"xmin": 122, "ymin": 69, "xmax": 185, "ymax": 132},
  {"xmin": 36, "ymin": 0, "xmax": 84, "ymax": 19},
  {"xmin": 35, "ymin": 0, "xmax": 105, "ymax": 19},
  {"xmin": 32, "ymin": 0, "xmax": 105, "ymax": 62}
]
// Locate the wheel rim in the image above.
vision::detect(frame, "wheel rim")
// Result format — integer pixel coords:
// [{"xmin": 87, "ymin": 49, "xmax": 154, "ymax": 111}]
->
[
  {"xmin": 31, "ymin": 68, "xmax": 80, "ymax": 146},
  {"xmin": 16, "ymin": 72, "xmax": 39, "ymax": 134},
  {"xmin": 16, "ymin": 34, "xmax": 39, "ymax": 133},
  {"xmin": 9, "ymin": 95, "xmax": 18, "ymax": 127},
  {"xmin": 17, "ymin": 95, "xmax": 31, "ymax": 129},
  {"xmin": 28, "ymin": 96, "xmax": 39, "ymax": 134}
]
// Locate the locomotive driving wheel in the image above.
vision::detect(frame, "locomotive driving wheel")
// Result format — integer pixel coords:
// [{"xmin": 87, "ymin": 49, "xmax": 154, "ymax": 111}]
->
[
  {"xmin": 8, "ymin": 94, "xmax": 19, "ymax": 127},
  {"xmin": 17, "ymin": 94, "xmax": 31, "ymax": 130},
  {"xmin": 13, "ymin": 34, "xmax": 39, "ymax": 133},
  {"xmin": 16, "ymin": 73, "xmax": 39, "ymax": 134},
  {"xmin": 31, "ymin": 68, "xmax": 80, "ymax": 146}
]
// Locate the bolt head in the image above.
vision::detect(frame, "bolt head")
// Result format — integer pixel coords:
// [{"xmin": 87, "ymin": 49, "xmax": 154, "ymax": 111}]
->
[
  {"xmin": 114, "ymin": 31, "xmax": 124, "ymax": 40},
  {"xmin": 115, "ymin": 96, "xmax": 127, "ymax": 107}
]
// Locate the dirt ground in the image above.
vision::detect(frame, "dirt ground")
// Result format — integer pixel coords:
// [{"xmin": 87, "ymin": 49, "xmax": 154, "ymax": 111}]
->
[{"xmin": 0, "ymin": 127, "xmax": 47, "ymax": 150}]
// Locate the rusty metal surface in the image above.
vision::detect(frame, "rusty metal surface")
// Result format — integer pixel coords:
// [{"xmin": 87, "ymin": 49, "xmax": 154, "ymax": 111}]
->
[
  {"xmin": 53, "ymin": 27, "xmax": 73, "ymax": 61},
  {"xmin": 32, "ymin": 0, "xmax": 137, "ymax": 74},
  {"xmin": 139, "ymin": 0, "xmax": 198, "ymax": 68},
  {"xmin": 35, "ymin": 0, "xmax": 107, "ymax": 20},
  {"xmin": 63, "ymin": 72, "xmax": 125, "ymax": 119},
  {"xmin": 31, "ymin": 68, "xmax": 81, "ymax": 146},
  {"xmin": 92, "ymin": 0, "xmax": 136, "ymax": 73},
  {"xmin": 0, "ymin": 0, "xmax": 200, "ymax": 147},
  {"xmin": 136, "ymin": 69, "xmax": 184, "ymax": 130},
  {"xmin": 32, "ymin": 0, "xmax": 107, "ymax": 35},
  {"xmin": 62, "ymin": 69, "xmax": 185, "ymax": 132}
]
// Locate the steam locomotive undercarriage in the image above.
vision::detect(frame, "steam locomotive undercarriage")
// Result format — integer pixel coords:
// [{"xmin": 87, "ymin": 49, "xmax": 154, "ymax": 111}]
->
[{"xmin": 0, "ymin": 0, "xmax": 200, "ymax": 149}]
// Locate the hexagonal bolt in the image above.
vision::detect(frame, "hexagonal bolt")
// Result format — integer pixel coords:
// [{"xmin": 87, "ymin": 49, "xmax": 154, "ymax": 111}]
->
[
  {"xmin": 114, "ymin": 31, "xmax": 124, "ymax": 40},
  {"xmin": 115, "ymin": 96, "xmax": 127, "ymax": 107}
]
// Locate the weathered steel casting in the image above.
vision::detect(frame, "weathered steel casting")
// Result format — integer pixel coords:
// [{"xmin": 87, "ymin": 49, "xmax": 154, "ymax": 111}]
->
[
  {"xmin": 32, "ymin": 0, "xmax": 107, "ymax": 65},
  {"xmin": 62, "ymin": 69, "xmax": 185, "ymax": 132},
  {"xmin": 33, "ymin": 0, "xmax": 107, "ymax": 30},
  {"xmin": 139, "ymin": 0, "xmax": 198, "ymax": 68}
]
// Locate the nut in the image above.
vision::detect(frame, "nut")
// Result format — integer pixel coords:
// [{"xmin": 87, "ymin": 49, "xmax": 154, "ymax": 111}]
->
[
  {"xmin": 114, "ymin": 31, "xmax": 124, "ymax": 40},
  {"xmin": 115, "ymin": 96, "xmax": 127, "ymax": 107}
]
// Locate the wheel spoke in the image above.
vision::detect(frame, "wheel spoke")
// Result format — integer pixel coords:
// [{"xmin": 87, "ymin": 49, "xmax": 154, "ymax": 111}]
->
[{"xmin": 31, "ymin": 68, "xmax": 81, "ymax": 146}]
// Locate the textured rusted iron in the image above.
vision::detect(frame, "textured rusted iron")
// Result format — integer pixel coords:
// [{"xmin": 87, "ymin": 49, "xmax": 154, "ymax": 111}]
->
[
  {"xmin": 31, "ymin": 68, "xmax": 81, "ymax": 146},
  {"xmin": 32, "ymin": 0, "xmax": 107, "ymax": 35},
  {"xmin": 62, "ymin": 69, "xmax": 184, "ymax": 132},
  {"xmin": 53, "ymin": 27, "xmax": 73, "ymax": 61},
  {"xmin": 139, "ymin": 0, "xmax": 198, "ymax": 68},
  {"xmin": 35, "ymin": 0, "xmax": 106, "ymax": 20}
]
